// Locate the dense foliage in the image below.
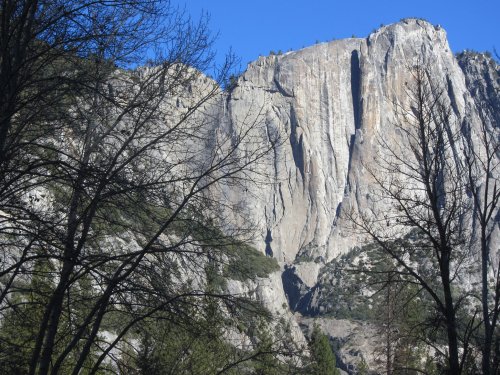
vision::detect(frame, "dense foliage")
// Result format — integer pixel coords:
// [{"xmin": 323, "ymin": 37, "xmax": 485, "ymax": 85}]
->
[{"xmin": 308, "ymin": 325, "xmax": 339, "ymax": 375}]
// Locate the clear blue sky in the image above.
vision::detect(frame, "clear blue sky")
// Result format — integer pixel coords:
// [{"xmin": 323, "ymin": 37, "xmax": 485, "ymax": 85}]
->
[{"xmin": 173, "ymin": 0, "xmax": 499, "ymax": 70}]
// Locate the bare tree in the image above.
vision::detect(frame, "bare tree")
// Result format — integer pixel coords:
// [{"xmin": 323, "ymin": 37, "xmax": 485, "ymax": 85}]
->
[
  {"xmin": 0, "ymin": 1, "xmax": 296, "ymax": 374},
  {"xmin": 463, "ymin": 84, "xmax": 500, "ymax": 375},
  {"xmin": 0, "ymin": 0, "xmax": 217, "ymax": 306},
  {"xmin": 0, "ymin": 0, "xmax": 186, "ymax": 159},
  {"xmin": 348, "ymin": 63, "xmax": 475, "ymax": 374}
]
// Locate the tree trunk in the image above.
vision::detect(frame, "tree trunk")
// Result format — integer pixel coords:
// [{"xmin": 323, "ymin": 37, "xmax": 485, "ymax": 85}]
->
[
  {"xmin": 442, "ymin": 264, "xmax": 460, "ymax": 374},
  {"xmin": 32, "ymin": 161, "xmax": 88, "ymax": 374},
  {"xmin": 482, "ymin": 227, "xmax": 492, "ymax": 375}
]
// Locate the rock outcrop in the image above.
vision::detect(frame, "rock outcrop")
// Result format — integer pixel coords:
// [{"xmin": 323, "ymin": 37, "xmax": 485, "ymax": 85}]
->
[
  {"xmin": 210, "ymin": 19, "xmax": 500, "ymax": 370},
  {"xmin": 226, "ymin": 18, "xmax": 493, "ymax": 263},
  {"xmin": 219, "ymin": 16, "xmax": 498, "ymax": 294}
]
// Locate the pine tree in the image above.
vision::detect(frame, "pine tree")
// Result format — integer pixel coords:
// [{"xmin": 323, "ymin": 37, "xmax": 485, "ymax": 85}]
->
[{"xmin": 309, "ymin": 324, "xmax": 339, "ymax": 375}]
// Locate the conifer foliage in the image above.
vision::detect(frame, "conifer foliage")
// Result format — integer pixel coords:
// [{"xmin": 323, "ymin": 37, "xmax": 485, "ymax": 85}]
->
[{"xmin": 308, "ymin": 324, "xmax": 339, "ymax": 375}]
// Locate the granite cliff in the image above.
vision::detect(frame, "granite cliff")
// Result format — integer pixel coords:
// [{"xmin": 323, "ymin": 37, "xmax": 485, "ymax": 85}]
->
[
  {"xmin": 221, "ymin": 17, "xmax": 498, "ymax": 290},
  {"xmin": 214, "ymin": 18, "xmax": 499, "ymax": 371}
]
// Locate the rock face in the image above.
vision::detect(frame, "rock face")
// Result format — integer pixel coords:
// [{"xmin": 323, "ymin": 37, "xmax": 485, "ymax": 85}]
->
[
  {"xmin": 300, "ymin": 317, "xmax": 385, "ymax": 374},
  {"xmin": 222, "ymin": 17, "xmax": 498, "ymax": 276},
  {"xmin": 194, "ymin": 19, "xmax": 500, "ymax": 370},
  {"xmin": 212, "ymin": 18, "xmax": 500, "ymax": 365}
]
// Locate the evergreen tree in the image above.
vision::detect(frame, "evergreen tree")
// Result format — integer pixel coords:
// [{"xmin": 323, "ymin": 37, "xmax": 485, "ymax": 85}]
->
[
  {"xmin": 252, "ymin": 322, "xmax": 283, "ymax": 375},
  {"xmin": 309, "ymin": 324, "xmax": 339, "ymax": 375}
]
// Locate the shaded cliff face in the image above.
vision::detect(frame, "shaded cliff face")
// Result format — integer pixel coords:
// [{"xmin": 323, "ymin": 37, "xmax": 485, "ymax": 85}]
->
[{"xmin": 223, "ymin": 18, "xmax": 499, "ymax": 271}]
